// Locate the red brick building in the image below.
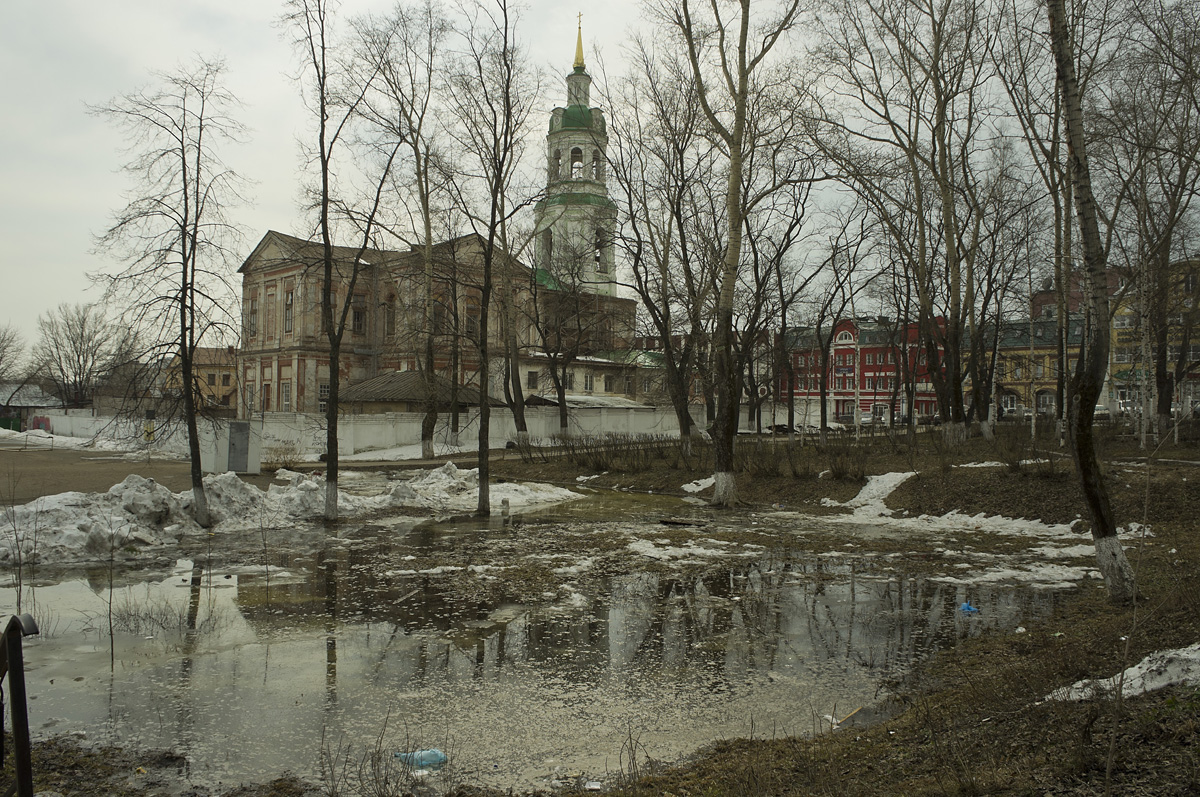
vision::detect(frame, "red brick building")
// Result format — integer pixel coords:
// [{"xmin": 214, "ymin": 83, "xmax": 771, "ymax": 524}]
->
[{"xmin": 781, "ymin": 318, "xmax": 942, "ymax": 425}]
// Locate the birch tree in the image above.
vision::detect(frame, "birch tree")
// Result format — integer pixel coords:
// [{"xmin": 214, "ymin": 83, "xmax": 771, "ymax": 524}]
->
[
  {"xmin": 1047, "ymin": 0, "xmax": 1137, "ymax": 603},
  {"xmin": 651, "ymin": 0, "xmax": 806, "ymax": 505}
]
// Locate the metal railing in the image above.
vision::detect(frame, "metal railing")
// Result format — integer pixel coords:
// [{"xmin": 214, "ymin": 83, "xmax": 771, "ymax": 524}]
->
[{"xmin": 1, "ymin": 614, "xmax": 39, "ymax": 797}]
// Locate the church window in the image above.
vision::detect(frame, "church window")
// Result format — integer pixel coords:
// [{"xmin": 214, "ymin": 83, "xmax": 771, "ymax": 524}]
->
[
  {"xmin": 551, "ymin": 150, "xmax": 561, "ymax": 179},
  {"xmin": 592, "ymin": 150, "xmax": 602, "ymax": 180},
  {"xmin": 570, "ymin": 147, "xmax": 583, "ymax": 179},
  {"xmin": 283, "ymin": 290, "xmax": 294, "ymax": 334},
  {"xmin": 594, "ymin": 229, "xmax": 607, "ymax": 273},
  {"xmin": 542, "ymin": 228, "xmax": 554, "ymax": 267},
  {"xmin": 385, "ymin": 295, "xmax": 396, "ymax": 337}
]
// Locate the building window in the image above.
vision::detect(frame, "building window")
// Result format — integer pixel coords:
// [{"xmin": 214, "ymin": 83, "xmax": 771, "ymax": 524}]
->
[
  {"xmin": 318, "ymin": 382, "xmax": 330, "ymax": 414},
  {"xmin": 836, "ymin": 331, "xmax": 854, "ymax": 343},
  {"xmin": 265, "ymin": 292, "xmax": 276, "ymax": 340},
  {"xmin": 604, "ymin": 375, "xmax": 615, "ymax": 392},
  {"xmin": 221, "ymin": 373, "xmax": 231, "ymax": 387},
  {"xmin": 385, "ymin": 296, "xmax": 396, "ymax": 337},
  {"xmin": 592, "ymin": 149, "xmax": 602, "ymax": 180},
  {"xmin": 526, "ymin": 370, "xmax": 539, "ymax": 390},
  {"xmin": 284, "ymin": 290, "xmax": 294, "ymax": 334},
  {"xmin": 466, "ymin": 299, "xmax": 480, "ymax": 339},
  {"xmin": 262, "ymin": 388, "xmax": 271, "ymax": 412},
  {"xmin": 566, "ymin": 371, "xmax": 575, "ymax": 390},
  {"xmin": 624, "ymin": 376, "xmax": 633, "ymax": 395},
  {"xmin": 866, "ymin": 353, "xmax": 874, "ymax": 365},
  {"xmin": 207, "ymin": 372, "xmax": 216, "ymax": 386},
  {"xmin": 642, "ymin": 377, "xmax": 651, "ymax": 393},
  {"xmin": 570, "ymin": 147, "xmax": 584, "ymax": 179},
  {"xmin": 248, "ymin": 297, "xmax": 258, "ymax": 337},
  {"xmin": 352, "ymin": 295, "xmax": 366, "ymax": 334},
  {"xmin": 281, "ymin": 381, "xmax": 292, "ymax": 412},
  {"xmin": 584, "ymin": 372, "xmax": 594, "ymax": 391}
]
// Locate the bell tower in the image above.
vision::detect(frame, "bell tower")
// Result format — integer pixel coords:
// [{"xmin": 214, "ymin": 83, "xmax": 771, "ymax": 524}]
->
[{"xmin": 534, "ymin": 19, "xmax": 617, "ymax": 295}]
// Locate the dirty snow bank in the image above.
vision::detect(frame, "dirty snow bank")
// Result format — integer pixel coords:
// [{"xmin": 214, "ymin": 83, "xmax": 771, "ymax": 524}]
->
[
  {"xmin": 805, "ymin": 471, "xmax": 1150, "ymax": 590},
  {"xmin": 1, "ymin": 463, "xmax": 579, "ymax": 566},
  {"xmin": 820, "ymin": 471, "xmax": 917, "ymax": 517},
  {"xmin": 1046, "ymin": 643, "xmax": 1200, "ymax": 701}
]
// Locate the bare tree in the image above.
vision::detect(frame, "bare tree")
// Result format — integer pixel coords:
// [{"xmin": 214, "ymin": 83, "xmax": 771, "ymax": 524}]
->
[
  {"xmin": 33, "ymin": 304, "xmax": 132, "ymax": 409},
  {"xmin": 442, "ymin": 0, "xmax": 541, "ymax": 516},
  {"xmin": 1047, "ymin": 0, "xmax": 1136, "ymax": 603},
  {"xmin": 92, "ymin": 59, "xmax": 246, "ymax": 527},
  {"xmin": 652, "ymin": 0, "xmax": 806, "ymax": 505},
  {"xmin": 284, "ymin": 0, "xmax": 401, "ymax": 521},
  {"xmin": 814, "ymin": 0, "xmax": 1011, "ymax": 445},
  {"xmin": 0, "ymin": 324, "xmax": 23, "ymax": 385},
  {"xmin": 355, "ymin": 0, "xmax": 453, "ymax": 458},
  {"xmin": 603, "ymin": 38, "xmax": 722, "ymax": 447}
]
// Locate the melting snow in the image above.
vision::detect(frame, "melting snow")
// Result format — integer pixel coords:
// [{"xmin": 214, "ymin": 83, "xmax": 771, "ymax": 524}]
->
[
  {"xmin": 1047, "ymin": 643, "xmax": 1200, "ymax": 701},
  {"xmin": 1, "ymin": 463, "xmax": 580, "ymax": 566}
]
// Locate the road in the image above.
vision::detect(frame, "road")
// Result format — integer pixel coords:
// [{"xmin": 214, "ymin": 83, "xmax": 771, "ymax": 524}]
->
[{"xmin": 0, "ymin": 445, "xmax": 274, "ymax": 506}]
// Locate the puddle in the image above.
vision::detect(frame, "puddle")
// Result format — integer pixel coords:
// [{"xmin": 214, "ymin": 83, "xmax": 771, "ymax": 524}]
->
[{"xmin": 4, "ymin": 499, "xmax": 1060, "ymax": 792}]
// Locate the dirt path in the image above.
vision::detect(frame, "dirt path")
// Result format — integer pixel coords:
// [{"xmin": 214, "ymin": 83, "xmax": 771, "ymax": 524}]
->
[{"xmin": 0, "ymin": 446, "xmax": 276, "ymax": 506}]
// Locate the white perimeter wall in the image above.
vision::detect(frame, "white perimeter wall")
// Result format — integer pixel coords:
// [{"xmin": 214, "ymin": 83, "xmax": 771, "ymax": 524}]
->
[{"xmin": 43, "ymin": 405, "xmax": 706, "ymax": 464}]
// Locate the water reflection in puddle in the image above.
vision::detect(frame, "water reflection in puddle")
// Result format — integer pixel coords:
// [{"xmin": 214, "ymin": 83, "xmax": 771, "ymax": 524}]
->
[{"xmin": 4, "ymin": 503, "xmax": 1057, "ymax": 792}]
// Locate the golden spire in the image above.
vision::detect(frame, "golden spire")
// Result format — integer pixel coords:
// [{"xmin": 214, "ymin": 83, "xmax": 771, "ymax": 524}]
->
[{"xmin": 574, "ymin": 13, "xmax": 585, "ymax": 70}]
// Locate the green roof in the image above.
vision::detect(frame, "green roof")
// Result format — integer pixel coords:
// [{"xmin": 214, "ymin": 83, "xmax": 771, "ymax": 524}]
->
[
  {"xmin": 559, "ymin": 104, "xmax": 594, "ymax": 130},
  {"xmin": 534, "ymin": 267, "xmax": 563, "ymax": 290}
]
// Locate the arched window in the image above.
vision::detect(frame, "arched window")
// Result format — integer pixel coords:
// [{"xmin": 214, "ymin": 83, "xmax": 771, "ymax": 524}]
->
[
  {"xmin": 542, "ymin": 228, "xmax": 554, "ymax": 267},
  {"xmin": 836, "ymin": 330, "xmax": 855, "ymax": 343},
  {"xmin": 551, "ymin": 150, "xmax": 561, "ymax": 180},
  {"xmin": 570, "ymin": 147, "xmax": 584, "ymax": 179},
  {"xmin": 592, "ymin": 150, "xmax": 602, "ymax": 180},
  {"xmin": 594, "ymin": 229, "xmax": 607, "ymax": 273}
]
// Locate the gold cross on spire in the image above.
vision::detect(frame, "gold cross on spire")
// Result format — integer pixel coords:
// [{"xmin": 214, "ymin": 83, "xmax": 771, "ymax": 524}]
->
[{"xmin": 574, "ymin": 13, "xmax": 586, "ymax": 70}]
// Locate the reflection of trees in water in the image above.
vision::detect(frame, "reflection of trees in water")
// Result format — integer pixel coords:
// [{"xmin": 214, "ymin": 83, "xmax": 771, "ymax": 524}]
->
[{"xmin": 227, "ymin": 543, "xmax": 1057, "ymax": 692}]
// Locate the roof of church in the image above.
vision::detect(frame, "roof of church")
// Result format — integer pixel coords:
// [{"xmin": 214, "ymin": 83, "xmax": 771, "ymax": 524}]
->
[{"xmin": 559, "ymin": 104, "xmax": 595, "ymax": 130}]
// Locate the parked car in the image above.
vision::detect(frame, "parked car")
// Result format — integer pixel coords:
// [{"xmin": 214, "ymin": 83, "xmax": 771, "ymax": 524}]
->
[{"xmin": 1094, "ymin": 404, "xmax": 1112, "ymax": 421}]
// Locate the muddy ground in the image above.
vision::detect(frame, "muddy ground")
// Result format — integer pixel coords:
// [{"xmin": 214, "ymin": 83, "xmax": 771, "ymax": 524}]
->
[{"xmin": 4, "ymin": 425, "xmax": 1200, "ymax": 796}]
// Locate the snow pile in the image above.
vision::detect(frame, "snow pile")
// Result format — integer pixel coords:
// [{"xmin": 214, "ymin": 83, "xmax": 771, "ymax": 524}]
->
[
  {"xmin": 1, "ymin": 463, "xmax": 580, "ymax": 565},
  {"xmin": 840, "ymin": 472, "xmax": 917, "ymax": 517},
  {"xmin": 682, "ymin": 477, "xmax": 715, "ymax": 494},
  {"xmin": 1047, "ymin": 643, "xmax": 1200, "ymax": 701},
  {"xmin": 2, "ymin": 475, "xmax": 195, "ymax": 565}
]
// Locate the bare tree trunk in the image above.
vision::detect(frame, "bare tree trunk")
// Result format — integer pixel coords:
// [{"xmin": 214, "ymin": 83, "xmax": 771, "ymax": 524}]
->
[{"xmin": 1048, "ymin": 0, "xmax": 1136, "ymax": 603}]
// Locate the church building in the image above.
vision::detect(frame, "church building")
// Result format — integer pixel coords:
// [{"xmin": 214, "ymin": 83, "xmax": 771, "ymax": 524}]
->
[{"xmin": 534, "ymin": 23, "xmax": 618, "ymax": 297}]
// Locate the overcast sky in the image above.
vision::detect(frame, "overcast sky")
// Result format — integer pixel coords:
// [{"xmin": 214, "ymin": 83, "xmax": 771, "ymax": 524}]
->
[{"xmin": 0, "ymin": 1, "xmax": 636, "ymax": 352}]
